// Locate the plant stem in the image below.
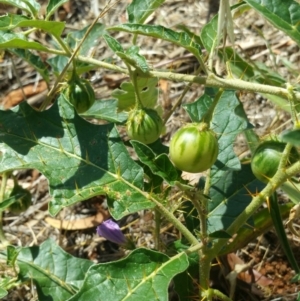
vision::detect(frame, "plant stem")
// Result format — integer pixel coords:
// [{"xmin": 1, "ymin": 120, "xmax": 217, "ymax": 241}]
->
[
  {"xmin": 208, "ymin": 159, "xmax": 300, "ymax": 260},
  {"xmin": 154, "ymin": 208, "xmax": 161, "ymax": 251},
  {"xmin": 0, "ymin": 172, "xmax": 9, "ymax": 246},
  {"xmin": 163, "ymin": 65, "xmax": 203, "ymax": 125},
  {"xmin": 77, "ymin": 55, "xmax": 300, "ymax": 100},
  {"xmin": 152, "ymin": 194, "xmax": 199, "ymax": 246}
]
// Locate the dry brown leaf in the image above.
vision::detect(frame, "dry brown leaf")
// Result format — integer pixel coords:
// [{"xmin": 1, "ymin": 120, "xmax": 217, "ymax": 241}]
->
[
  {"xmin": 45, "ymin": 210, "xmax": 109, "ymax": 230},
  {"xmin": 227, "ymin": 253, "xmax": 273, "ymax": 286},
  {"xmin": 3, "ymin": 81, "xmax": 47, "ymax": 109}
]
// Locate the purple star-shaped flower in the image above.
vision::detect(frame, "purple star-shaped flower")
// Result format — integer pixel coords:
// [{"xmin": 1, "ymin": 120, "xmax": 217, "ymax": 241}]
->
[{"xmin": 96, "ymin": 219, "xmax": 126, "ymax": 244}]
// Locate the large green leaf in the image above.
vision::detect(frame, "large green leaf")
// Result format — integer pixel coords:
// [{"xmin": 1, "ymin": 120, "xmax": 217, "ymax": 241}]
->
[
  {"xmin": 0, "ymin": 14, "xmax": 65, "ymax": 36},
  {"xmin": 244, "ymin": 0, "xmax": 300, "ymax": 46},
  {"xmin": 11, "ymin": 239, "xmax": 93, "ymax": 301},
  {"xmin": 127, "ymin": 0, "xmax": 165, "ymax": 24},
  {"xmin": 0, "ymin": 0, "xmax": 40, "ymax": 16},
  {"xmin": 0, "ymin": 95, "xmax": 154, "ymax": 219},
  {"xmin": 206, "ymin": 164, "xmax": 265, "ymax": 233},
  {"xmin": 68, "ymin": 248, "xmax": 188, "ymax": 301},
  {"xmin": 109, "ymin": 24, "xmax": 202, "ymax": 60}
]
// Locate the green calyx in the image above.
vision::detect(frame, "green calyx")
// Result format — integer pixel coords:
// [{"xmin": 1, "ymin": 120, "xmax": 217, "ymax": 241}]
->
[{"xmin": 126, "ymin": 108, "xmax": 163, "ymax": 144}]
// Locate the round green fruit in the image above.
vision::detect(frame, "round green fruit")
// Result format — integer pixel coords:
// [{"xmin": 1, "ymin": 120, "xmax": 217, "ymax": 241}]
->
[
  {"xmin": 169, "ymin": 123, "xmax": 219, "ymax": 173},
  {"xmin": 65, "ymin": 79, "xmax": 95, "ymax": 113},
  {"xmin": 9, "ymin": 185, "xmax": 32, "ymax": 214},
  {"xmin": 251, "ymin": 140, "xmax": 299, "ymax": 183},
  {"xmin": 126, "ymin": 108, "xmax": 163, "ymax": 144}
]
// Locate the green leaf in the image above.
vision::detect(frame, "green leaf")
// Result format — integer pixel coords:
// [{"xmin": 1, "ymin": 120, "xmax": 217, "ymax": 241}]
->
[
  {"xmin": 46, "ymin": 0, "xmax": 69, "ymax": 19},
  {"xmin": 205, "ymin": 164, "xmax": 265, "ymax": 233},
  {"xmin": 268, "ymin": 192, "xmax": 300, "ymax": 273},
  {"xmin": 118, "ymin": 46, "xmax": 149, "ymax": 73},
  {"xmin": 219, "ymin": 203, "xmax": 293, "ymax": 255},
  {"xmin": 13, "ymin": 239, "xmax": 93, "ymax": 301},
  {"xmin": 68, "ymin": 248, "xmax": 189, "ymax": 301},
  {"xmin": 66, "ymin": 23, "xmax": 106, "ymax": 55},
  {"xmin": 0, "ymin": 192, "xmax": 27, "ymax": 211},
  {"xmin": 109, "ymin": 24, "xmax": 202, "ymax": 60},
  {"xmin": 0, "ymin": 14, "xmax": 65, "ymax": 36},
  {"xmin": 103, "ymin": 36, "xmax": 150, "ymax": 73},
  {"xmin": 103, "ymin": 33, "xmax": 124, "ymax": 53},
  {"xmin": 244, "ymin": 0, "xmax": 300, "ymax": 46},
  {"xmin": 81, "ymin": 99, "xmax": 128, "ymax": 123},
  {"xmin": 0, "ymin": 287, "xmax": 8, "ymax": 298},
  {"xmin": 0, "ymin": 94, "xmax": 154, "ymax": 219},
  {"xmin": 170, "ymin": 241, "xmax": 198, "ymax": 301},
  {"xmin": 0, "ymin": 0, "xmax": 40, "ymax": 16},
  {"xmin": 0, "ymin": 32, "xmax": 49, "ymax": 51},
  {"xmin": 208, "ymin": 230, "xmax": 231, "ymax": 239},
  {"xmin": 11, "ymin": 49, "xmax": 49, "ymax": 83},
  {"xmin": 127, "ymin": 0, "xmax": 165, "ymax": 24},
  {"xmin": 112, "ymin": 77, "xmax": 158, "ymax": 111},
  {"xmin": 281, "ymin": 129, "xmax": 300, "ymax": 147},
  {"xmin": 130, "ymin": 140, "xmax": 181, "ymax": 185}
]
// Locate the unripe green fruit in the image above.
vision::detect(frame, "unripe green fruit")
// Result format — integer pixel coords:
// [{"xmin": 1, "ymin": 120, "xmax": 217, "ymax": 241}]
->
[
  {"xmin": 126, "ymin": 108, "xmax": 163, "ymax": 144},
  {"xmin": 251, "ymin": 140, "xmax": 299, "ymax": 183},
  {"xmin": 169, "ymin": 123, "xmax": 219, "ymax": 173},
  {"xmin": 65, "ymin": 78, "xmax": 95, "ymax": 113}
]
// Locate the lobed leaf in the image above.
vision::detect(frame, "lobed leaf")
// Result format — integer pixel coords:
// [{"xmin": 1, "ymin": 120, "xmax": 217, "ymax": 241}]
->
[
  {"xmin": 0, "ymin": 95, "xmax": 154, "ymax": 219},
  {"xmin": 112, "ymin": 77, "xmax": 158, "ymax": 111},
  {"xmin": 12, "ymin": 239, "xmax": 93, "ymax": 301},
  {"xmin": 68, "ymin": 248, "xmax": 188, "ymax": 301}
]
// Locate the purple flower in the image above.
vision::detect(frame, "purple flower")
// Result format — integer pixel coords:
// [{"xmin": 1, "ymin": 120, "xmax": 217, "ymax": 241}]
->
[{"xmin": 96, "ymin": 219, "xmax": 126, "ymax": 244}]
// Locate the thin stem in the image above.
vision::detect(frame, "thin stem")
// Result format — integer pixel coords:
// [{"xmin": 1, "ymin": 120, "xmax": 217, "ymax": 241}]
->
[
  {"xmin": 0, "ymin": 172, "xmax": 9, "ymax": 246},
  {"xmin": 210, "ymin": 289, "xmax": 233, "ymax": 301},
  {"xmin": 208, "ymin": 159, "xmax": 300, "ymax": 261},
  {"xmin": 163, "ymin": 65, "xmax": 203, "ymax": 125},
  {"xmin": 286, "ymin": 83, "xmax": 300, "ymax": 127},
  {"xmin": 154, "ymin": 208, "xmax": 161, "ymax": 251},
  {"xmin": 77, "ymin": 55, "xmax": 300, "ymax": 100},
  {"xmin": 152, "ymin": 194, "xmax": 199, "ymax": 246}
]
